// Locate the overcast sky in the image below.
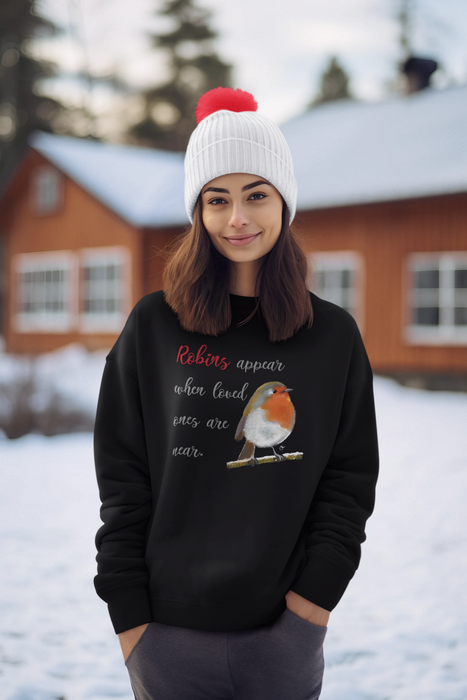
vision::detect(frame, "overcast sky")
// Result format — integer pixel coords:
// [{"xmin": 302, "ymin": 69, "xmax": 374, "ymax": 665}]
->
[{"xmin": 35, "ymin": 0, "xmax": 467, "ymax": 127}]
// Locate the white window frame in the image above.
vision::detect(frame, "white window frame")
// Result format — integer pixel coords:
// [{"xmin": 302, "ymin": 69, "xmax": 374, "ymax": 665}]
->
[
  {"xmin": 404, "ymin": 252, "xmax": 467, "ymax": 345},
  {"xmin": 79, "ymin": 246, "xmax": 131, "ymax": 334},
  {"xmin": 30, "ymin": 165, "xmax": 63, "ymax": 215},
  {"xmin": 13, "ymin": 251, "xmax": 78, "ymax": 333},
  {"xmin": 307, "ymin": 251, "xmax": 365, "ymax": 332}
]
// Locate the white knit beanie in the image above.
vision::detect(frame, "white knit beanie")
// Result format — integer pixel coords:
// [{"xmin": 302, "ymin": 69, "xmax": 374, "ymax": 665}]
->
[{"xmin": 184, "ymin": 88, "xmax": 297, "ymax": 225}]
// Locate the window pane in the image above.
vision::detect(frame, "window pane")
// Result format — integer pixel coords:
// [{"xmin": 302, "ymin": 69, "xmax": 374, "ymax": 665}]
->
[
  {"xmin": 314, "ymin": 270, "xmax": 325, "ymax": 291},
  {"xmin": 94, "ymin": 266, "xmax": 106, "ymax": 281},
  {"xmin": 414, "ymin": 307, "xmax": 439, "ymax": 325},
  {"xmin": 106, "ymin": 265, "xmax": 118, "ymax": 280},
  {"xmin": 455, "ymin": 268, "xmax": 467, "ymax": 288},
  {"xmin": 81, "ymin": 259, "xmax": 123, "ymax": 317},
  {"xmin": 311, "ymin": 260, "xmax": 357, "ymax": 319},
  {"xmin": 17, "ymin": 262, "xmax": 69, "ymax": 317},
  {"xmin": 35, "ymin": 169, "xmax": 60, "ymax": 213},
  {"xmin": 454, "ymin": 307, "xmax": 467, "ymax": 325},
  {"xmin": 455, "ymin": 289, "xmax": 467, "ymax": 306},
  {"xmin": 415, "ymin": 269, "xmax": 439, "ymax": 288},
  {"xmin": 326, "ymin": 269, "xmax": 341, "ymax": 288},
  {"xmin": 341, "ymin": 268, "xmax": 353, "ymax": 288}
]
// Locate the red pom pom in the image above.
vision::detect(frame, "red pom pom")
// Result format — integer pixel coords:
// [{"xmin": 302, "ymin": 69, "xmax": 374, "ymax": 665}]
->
[{"xmin": 195, "ymin": 87, "xmax": 258, "ymax": 123}]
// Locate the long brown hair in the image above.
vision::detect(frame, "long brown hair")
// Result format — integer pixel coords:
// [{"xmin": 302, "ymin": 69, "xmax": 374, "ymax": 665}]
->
[{"xmin": 162, "ymin": 196, "xmax": 313, "ymax": 343}]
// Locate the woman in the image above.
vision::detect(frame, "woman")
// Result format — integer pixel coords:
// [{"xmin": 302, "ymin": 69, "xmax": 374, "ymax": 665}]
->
[{"xmin": 93, "ymin": 87, "xmax": 379, "ymax": 700}]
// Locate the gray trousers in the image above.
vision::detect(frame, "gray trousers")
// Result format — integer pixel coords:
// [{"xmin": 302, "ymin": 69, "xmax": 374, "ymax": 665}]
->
[{"xmin": 125, "ymin": 607, "xmax": 327, "ymax": 700}]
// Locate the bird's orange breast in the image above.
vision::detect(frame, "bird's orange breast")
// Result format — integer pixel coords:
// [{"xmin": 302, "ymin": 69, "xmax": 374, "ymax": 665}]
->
[{"xmin": 262, "ymin": 393, "xmax": 294, "ymax": 429}]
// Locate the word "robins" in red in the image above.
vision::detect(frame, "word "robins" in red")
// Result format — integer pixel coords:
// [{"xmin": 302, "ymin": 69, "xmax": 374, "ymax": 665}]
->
[{"xmin": 176, "ymin": 344, "xmax": 231, "ymax": 371}]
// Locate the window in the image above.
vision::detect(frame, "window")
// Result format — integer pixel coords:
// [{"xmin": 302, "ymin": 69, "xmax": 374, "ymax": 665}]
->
[
  {"xmin": 308, "ymin": 251, "xmax": 364, "ymax": 329},
  {"xmin": 405, "ymin": 252, "xmax": 467, "ymax": 345},
  {"xmin": 31, "ymin": 165, "xmax": 63, "ymax": 215},
  {"xmin": 12, "ymin": 247, "xmax": 131, "ymax": 335},
  {"xmin": 14, "ymin": 251, "xmax": 77, "ymax": 332},
  {"xmin": 79, "ymin": 247, "xmax": 130, "ymax": 333}
]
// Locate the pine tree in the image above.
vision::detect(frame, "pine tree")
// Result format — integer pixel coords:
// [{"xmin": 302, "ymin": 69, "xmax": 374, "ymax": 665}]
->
[
  {"xmin": 0, "ymin": 0, "xmax": 64, "ymax": 187},
  {"xmin": 129, "ymin": 0, "xmax": 232, "ymax": 152},
  {"xmin": 309, "ymin": 56, "xmax": 353, "ymax": 108},
  {"xmin": 398, "ymin": 0, "xmax": 413, "ymax": 59}
]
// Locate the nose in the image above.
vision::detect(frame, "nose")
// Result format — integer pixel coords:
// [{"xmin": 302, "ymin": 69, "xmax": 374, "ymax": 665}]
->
[{"xmin": 228, "ymin": 201, "xmax": 249, "ymax": 228}]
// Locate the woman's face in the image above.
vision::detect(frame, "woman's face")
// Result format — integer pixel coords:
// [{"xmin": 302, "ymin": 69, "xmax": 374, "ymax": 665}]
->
[{"xmin": 200, "ymin": 173, "xmax": 283, "ymax": 264}]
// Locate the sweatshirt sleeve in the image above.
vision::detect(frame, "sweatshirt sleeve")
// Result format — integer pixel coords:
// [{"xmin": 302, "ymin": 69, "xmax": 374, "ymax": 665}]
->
[
  {"xmin": 289, "ymin": 321, "xmax": 379, "ymax": 611},
  {"xmin": 93, "ymin": 321, "xmax": 153, "ymax": 634}
]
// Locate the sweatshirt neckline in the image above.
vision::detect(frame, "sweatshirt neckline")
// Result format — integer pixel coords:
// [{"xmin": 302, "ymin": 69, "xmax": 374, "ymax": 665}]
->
[
  {"xmin": 229, "ymin": 293, "xmax": 260, "ymax": 324},
  {"xmin": 229, "ymin": 293, "xmax": 259, "ymax": 309},
  {"xmin": 229, "ymin": 293, "xmax": 258, "ymax": 301}
]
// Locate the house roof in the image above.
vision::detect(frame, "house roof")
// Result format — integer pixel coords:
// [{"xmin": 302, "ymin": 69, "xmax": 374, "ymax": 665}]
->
[
  {"xmin": 27, "ymin": 84, "xmax": 467, "ymax": 225},
  {"xmin": 29, "ymin": 131, "xmax": 188, "ymax": 227},
  {"xmin": 281, "ymin": 84, "xmax": 467, "ymax": 211}
]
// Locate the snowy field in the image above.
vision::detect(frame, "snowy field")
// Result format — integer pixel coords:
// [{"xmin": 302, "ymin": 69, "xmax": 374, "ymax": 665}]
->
[
  {"xmin": 0, "ymin": 344, "xmax": 467, "ymax": 699},
  {"xmin": 0, "ymin": 340, "xmax": 108, "ymax": 421}
]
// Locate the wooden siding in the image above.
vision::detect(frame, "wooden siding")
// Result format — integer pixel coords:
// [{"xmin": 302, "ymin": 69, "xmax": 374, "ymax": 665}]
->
[
  {"xmin": 2, "ymin": 151, "xmax": 142, "ymax": 353},
  {"xmin": 142, "ymin": 226, "xmax": 185, "ymax": 296},
  {"xmin": 296, "ymin": 193, "xmax": 467, "ymax": 374}
]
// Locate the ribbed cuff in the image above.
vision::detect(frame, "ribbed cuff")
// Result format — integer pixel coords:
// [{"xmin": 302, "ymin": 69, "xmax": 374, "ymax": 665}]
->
[
  {"xmin": 106, "ymin": 584, "xmax": 153, "ymax": 634},
  {"xmin": 289, "ymin": 552, "xmax": 355, "ymax": 611}
]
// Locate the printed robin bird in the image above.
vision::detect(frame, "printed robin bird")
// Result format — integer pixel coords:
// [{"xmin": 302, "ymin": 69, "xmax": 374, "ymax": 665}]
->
[{"xmin": 234, "ymin": 381, "xmax": 296, "ymax": 465}]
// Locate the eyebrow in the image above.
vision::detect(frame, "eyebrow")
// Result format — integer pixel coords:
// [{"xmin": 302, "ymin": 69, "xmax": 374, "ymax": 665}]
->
[{"xmin": 202, "ymin": 180, "xmax": 271, "ymax": 195}]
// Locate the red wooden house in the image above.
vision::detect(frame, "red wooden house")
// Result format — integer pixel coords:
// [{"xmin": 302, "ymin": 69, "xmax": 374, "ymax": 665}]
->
[
  {"xmin": 282, "ymin": 83, "xmax": 467, "ymax": 389},
  {"xmin": 1, "ymin": 83, "xmax": 466, "ymax": 388},
  {"xmin": 0, "ymin": 133, "xmax": 187, "ymax": 354}
]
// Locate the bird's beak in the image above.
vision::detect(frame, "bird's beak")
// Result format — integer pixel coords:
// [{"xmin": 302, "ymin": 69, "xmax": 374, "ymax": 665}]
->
[{"xmin": 284, "ymin": 388, "xmax": 293, "ymax": 392}]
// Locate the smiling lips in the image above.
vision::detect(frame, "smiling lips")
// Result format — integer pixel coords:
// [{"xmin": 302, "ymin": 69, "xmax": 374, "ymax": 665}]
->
[{"xmin": 225, "ymin": 232, "xmax": 261, "ymax": 246}]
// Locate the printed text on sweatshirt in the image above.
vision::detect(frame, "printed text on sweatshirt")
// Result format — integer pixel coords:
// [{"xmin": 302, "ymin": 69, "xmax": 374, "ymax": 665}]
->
[{"xmin": 93, "ymin": 291, "xmax": 379, "ymax": 634}]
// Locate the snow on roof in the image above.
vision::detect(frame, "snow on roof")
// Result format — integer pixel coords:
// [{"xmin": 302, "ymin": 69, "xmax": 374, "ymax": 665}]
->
[
  {"xmin": 29, "ymin": 85, "xmax": 467, "ymax": 224},
  {"xmin": 280, "ymin": 84, "xmax": 467, "ymax": 211},
  {"xmin": 29, "ymin": 131, "xmax": 188, "ymax": 227}
]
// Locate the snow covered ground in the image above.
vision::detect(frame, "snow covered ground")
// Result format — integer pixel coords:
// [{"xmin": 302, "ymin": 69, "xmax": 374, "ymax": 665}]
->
[
  {"xmin": 0, "ymin": 338, "xmax": 108, "ymax": 422},
  {"xmin": 0, "ymin": 342, "xmax": 466, "ymax": 699}
]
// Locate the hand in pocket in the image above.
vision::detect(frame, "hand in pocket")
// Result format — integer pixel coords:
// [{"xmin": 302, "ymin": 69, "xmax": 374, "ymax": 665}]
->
[
  {"xmin": 118, "ymin": 623, "xmax": 150, "ymax": 662},
  {"xmin": 285, "ymin": 590, "xmax": 330, "ymax": 628}
]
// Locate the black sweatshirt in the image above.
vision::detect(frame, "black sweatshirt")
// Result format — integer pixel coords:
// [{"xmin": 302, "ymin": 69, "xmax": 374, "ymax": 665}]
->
[{"xmin": 93, "ymin": 290, "xmax": 379, "ymax": 635}]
